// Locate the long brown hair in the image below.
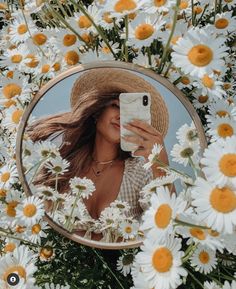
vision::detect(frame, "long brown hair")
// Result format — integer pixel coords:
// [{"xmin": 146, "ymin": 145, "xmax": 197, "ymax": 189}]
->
[{"xmin": 27, "ymin": 88, "xmax": 131, "ymax": 193}]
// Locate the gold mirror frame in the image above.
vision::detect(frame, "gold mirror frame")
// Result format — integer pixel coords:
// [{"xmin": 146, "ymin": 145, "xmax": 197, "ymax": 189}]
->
[{"xmin": 16, "ymin": 61, "xmax": 207, "ymax": 249}]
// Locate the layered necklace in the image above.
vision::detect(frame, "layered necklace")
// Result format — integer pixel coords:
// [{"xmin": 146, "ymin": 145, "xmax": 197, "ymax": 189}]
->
[{"xmin": 91, "ymin": 157, "xmax": 116, "ymax": 177}]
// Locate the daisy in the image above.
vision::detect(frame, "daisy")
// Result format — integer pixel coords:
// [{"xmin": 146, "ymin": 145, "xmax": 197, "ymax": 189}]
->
[
  {"xmin": 98, "ymin": 41, "xmax": 120, "ymax": 60},
  {"xmin": 213, "ymin": 12, "xmax": 236, "ymax": 35},
  {"xmin": 26, "ymin": 221, "xmax": 49, "ymax": 244},
  {"xmin": 39, "ymin": 241, "xmax": 56, "ymax": 262},
  {"xmin": 19, "ymin": 52, "xmax": 41, "ymax": 75},
  {"xmin": 63, "ymin": 49, "xmax": 80, "ymax": 66},
  {"xmin": 34, "ymin": 140, "xmax": 60, "ymax": 160},
  {"xmin": 176, "ymin": 122, "xmax": 199, "ymax": 145},
  {"xmin": 119, "ymin": 219, "xmax": 139, "ymax": 239},
  {"xmin": 0, "ymin": 163, "xmax": 18, "ymax": 189},
  {"xmin": 16, "ymin": 196, "xmax": 45, "ymax": 226},
  {"xmin": 192, "ymin": 89, "xmax": 211, "ymax": 110},
  {"xmin": 223, "ymin": 232, "xmax": 236, "ymax": 254},
  {"xmin": 2, "ymin": 237, "xmax": 20, "ymax": 253},
  {"xmin": 140, "ymin": 186, "xmax": 187, "ymax": 241},
  {"xmin": 69, "ymin": 176, "xmax": 95, "ymax": 199},
  {"xmin": 190, "ymin": 245, "xmax": 217, "ymax": 274},
  {"xmin": 143, "ymin": 143, "xmax": 163, "ymax": 170},
  {"xmin": 207, "ymin": 99, "xmax": 234, "ymax": 120},
  {"xmin": 192, "ymin": 177, "xmax": 236, "ymax": 234},
  {"xmin": 103, "ymin": 0, "xmax": 145, "ymax": 19},
  {"xmin": 221, "ymin": 0, "xmax": 236, "ymax": 8},
  {"xmin": 207, "ymin": 117, "xmax": 236, "ymax": 141},
  {"xmin": 204, "ymin": 281, "xmax": 221, "ymax": 289},
  {"xmin": 132, "ymin": 52, "xmax": 159, "ymax": 68},
  {"xmin": 222, "ymin": 281, "xmax": 236, "ymax": 289},
  {"xmin": 98, "ymin": 11, "xmax": 121, "ymax": 30},
  {"xmin": 143, "ymin": 0, "xmax": 176, "ymax": 14},
  {"xmin": 193, "ymin": 73, "xmax": 226, "ymax": 100},
  {"xmin": 178, "ymin": 0, "xmax": 192, "ymax": 15},
  {"xmin": 35, "ymin": 185, "xmax": 60, "ymax": 202},
  {"xmin": 44, "ymin": 156, "xmax": 70, "ymax": 176},
  {"xmin": 128, "ymin": 13, "xmax": 165, "ymax": 49},
  {"xmin": 117, "ymin": 253, "xmax": 135, "ymax": 276},
  {"xmin": 1, "ymin": 105, "xmax": 24, "ymax": 132},
  {"xmin": 171, "ymin": 28, "xmax": 229, "ymax": 78},
  {"xmin": 110, "ymin": 200, "xmax": 131, "ymax": 213},
  {"xmin": 0, "ymin": 245, "xmax": 37, "ymax": 289},
  {"xmin": 201, "ymin": 136, "xmax": 236, "ymax": 188},
  {"xmin": 167, "ymin": 69, "xmax": 194, "ymax": 90},
  {"xmin": 170, "ymin": 141, "xmax": 200, "ymax": 166},
  {"xmin": 136, "ymin": 236, "xmax": 187, "ymax": 289},
  {"xmin": 8, "ymin": 12, "xmax": 37, "ymax": 44}
]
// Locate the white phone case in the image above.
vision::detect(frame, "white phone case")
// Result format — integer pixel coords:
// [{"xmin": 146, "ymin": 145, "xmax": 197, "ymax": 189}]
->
[{"xmin": 119, "ymin": 93, "xmax": 151, "ymax": 152}]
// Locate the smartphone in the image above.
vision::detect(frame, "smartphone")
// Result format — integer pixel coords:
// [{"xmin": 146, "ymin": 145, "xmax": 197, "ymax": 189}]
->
[{"xmin": 119, "ymin": 93, "xmax": 151, "ymax": 152}]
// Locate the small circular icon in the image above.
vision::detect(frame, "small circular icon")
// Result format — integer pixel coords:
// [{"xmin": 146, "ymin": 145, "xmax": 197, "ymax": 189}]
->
[{"xmin": 7, "ymin": 273, "xmax": 20, "ymax": 286}]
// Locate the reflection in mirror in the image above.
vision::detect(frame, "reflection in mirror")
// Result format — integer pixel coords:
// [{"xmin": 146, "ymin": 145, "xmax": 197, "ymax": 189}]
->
[{"xmin": 19, "ymin": 65, "xmax": 205, "ymax": 247}]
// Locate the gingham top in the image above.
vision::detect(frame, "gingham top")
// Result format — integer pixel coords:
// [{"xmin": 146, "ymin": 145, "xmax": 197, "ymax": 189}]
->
[{"xmin": 74, "ymin": 157, "xmax": 153, "ymax": 238}]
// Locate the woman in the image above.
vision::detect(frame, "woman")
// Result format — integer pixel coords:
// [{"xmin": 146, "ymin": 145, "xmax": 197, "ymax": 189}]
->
[{"xmin": 28, "ymin": 68, "xmax": 169, "ymax": 240}]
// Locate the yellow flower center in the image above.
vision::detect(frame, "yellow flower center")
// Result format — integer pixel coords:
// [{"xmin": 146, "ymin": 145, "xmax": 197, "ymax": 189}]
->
[
  {"xmin": 154, "ymin": 204, "xmax": 172, "ymax": 228},
  {"xmin": 6, "ymin": 71, "xmax": 14, "ymax": 78},
  {"xmin": 11, "ymin": 54, "xmax": 23, "ymax": 63},
  {"xmin": 217, "ymin": 123, "xmax": 234, "ymax": 138},
  {"xmin": 135, "ymin": 24, "xmax": 154, "ymax": 40},
  {"xmin": 188, "ymin": 44, "xmax": 213, "ymax": 67},
  {"xmin": 216, "ymin": 110, "xmax": 229, "ymax": 117},
  {"xmin": 103, "ymin": 12, "xmax": 113, "ymax": 23},
  {"xmin": 210, "ymin": 187, "xmax": 236, "ymax": 213},
  {"xmin": 6, "ymin": 201, "xmax": 18, "ymax": 217},
  {"xmin": 171, "ymin": 35, "xmax": 181, "ymax": 45},
  {"xmin": 17, "ymin": 24, "xmax": 27, "ymax": 35},
  {"xmin": 78, "ymin": 15, "xmax": 92, "ymax": 28},
  {"xmin": 12, "ymin": 109, "xmax": 23, "ymax": 124},
  {"xmin": 3, "ymin": 266, "xmax": 26, "ymax": 281},
  {"xmin": 165, "ymin": 23, "xmax": 172, "ymax": 30},
  {"xmin": 199, "ymin": 251, "xmax": 210, "ymax": 264},
  {"xmin": 213, "ymin": 69, "xmax": 221, "ymax": 76},
  {"xmin": 25, "ymin": 54, "xmax": 39, "ymax": 68},
  {"xmin": 180, "ymin": 0, "xmax": 189, "ymax": 9},
  {"xmin": 63, "ymin": 34, "xmax": 77, "ymax": 46},
  {"xmin": 64, "ymin": 50, "xmax": 79, "ymax": 66},
  {"xmin": 15, "ymin": 225, "xmax": 25, "ymax": 233},
  {"xmin": 128, "ymin": 12, "xmax": 137, "ymax": 19},
  {"xmin": 202, "ymin": 75, "xmax": 214, "ymax": 89},
  {"xmin": 152, "ymin": 247, "xmax": 173, "ymax": 273},
  {"xmin": 154, "ymin": 0, "xmax": 167, "ymax": 7},
  {"xmin": 219, "ymin": 154, "xmax": 236, "ymax": 177},
  {"xmin": 208, "ymin": 229, "xmax": 220, "ymax": 237},
  {"xmin": 3, "ymin": 83, "xmax": 22, "ymax": 99},
  {"xmin": 102, "ymin": 46, "xmax": 111, "ymax": 54},
  {"xmin": 194, "ymin": 6, "xmax": 203, "ymax": 14},
  {"xmin": 190, "ymin": 228, "xmax": 206, "ymax": 240},
  {"xmin": 0, "ymin": 3, "xmax": 7, "ymax": 9},
  {"xmin": 1, "ymin": 172, "xmax": 10, "ymax": 182},
  {"xmin": 125, "ymin": 226, "xmax": 132, "ymax": 233},
  {"xmin": 223, "ymin": 83, "xmax": 231, "ymax": 90},
  {"xmin": 32, "ymin": 224, "xmax": 41, "ymax": 234},
  {"xmin": 81, "ymin": 32, "xmax": 92, "ymax": 43},
  {"xmin": 41, "ymin": 64, "xmax": 50, "ymax": 74},
  {"xmin": 198, "ymin": 95, "xmax": 208, "ymax": 103},
  {"xmin": 40, "ymin": 246, "xmax": 54, "ymax": 258},
  {"xmin": 215, "ymin": 18, "xmax": 229, "ymax": 29},
  {"xmin": 114, "ymin": 0, "xmax": 137, "ymax": 13},
  {"xmin": 0, "ymin": 189, "xmax": 7, "ymax": 197},
  {"xmin": 52, "ymin": 62, "xmax": 61, "ymax": 71},
  {"xmin": 180, "ymin": 76, "xmax": 190, "ymax": 85},
  {"xmin": 33, "ymin": 33, "xmax": 47, "ymax": 45},
  {"xmin": 4, "ymin": 242, "xmax": 16, "ymax": 253},
  {"xmin": 23, "ymin": 203, "xmax": 37, "ymax": 217}
]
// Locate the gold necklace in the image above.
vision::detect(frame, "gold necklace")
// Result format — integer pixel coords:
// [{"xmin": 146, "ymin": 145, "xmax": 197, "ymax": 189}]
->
[{"xmin": 91, "ymin": 157, "xmax": 116, "ymax": 177}]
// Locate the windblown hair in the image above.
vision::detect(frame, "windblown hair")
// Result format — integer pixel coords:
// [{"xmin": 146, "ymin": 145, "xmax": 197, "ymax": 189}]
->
[{"xmin": 28, "ymin": 88, "xmax": 130, "ymax": 193}]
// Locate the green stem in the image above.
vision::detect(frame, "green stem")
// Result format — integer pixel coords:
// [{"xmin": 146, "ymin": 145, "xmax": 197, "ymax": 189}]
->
[
  {"xmin": 196, "ymin": 4, "xmax": 209, "ymax": 26},
  {"xmin": 191, "ymin": 0, "xmax": 195, "ymax": 26},
  {"xmin": 70, "ymin": 0, "xmax": 117, "ymax": 58},
  {"xmin": 92, "ymin": 248, "xmax": 126, "ymax": 289},
  {"xmin": 209, "ymin": 275, "xmax": 223, "ymax": 286},
  {"xmin": 158, "ymin": 0, "xmax": 180, "ymax": 73},
  {"xmin": 0, "ymin": 231, "xmax": 41, "ymax": 248},
  {"xmin": 213, "ymin": 0, "xmax": 218, "ymax": 23},
  {"xmin": 182, "ymin": 243, "xmax": 197, "ymax": 263},
  {"xmin": 65, "ymin": 191, "xmax": 81, "ymax": 231},
  {"xmin": 164, "ymin": 61, "xmax": 173, "ymax": 77},
  {"xmin": 28, "ymin": 157, "xmax": 50, "ymax": 185},
  {"xmin": 124, "ymin": 15, "xmax": 129, "ymax": 62},
  {"xmin": 174, "ymin": 219, "xmax": 210, "ymax": 230},
  {"xmin": 57, "ymin": 1, "xmax": 69, "ymax": 18},
  {"xmin": 185, "ymin": 268, "xmax": 204, "ymax": 289}
]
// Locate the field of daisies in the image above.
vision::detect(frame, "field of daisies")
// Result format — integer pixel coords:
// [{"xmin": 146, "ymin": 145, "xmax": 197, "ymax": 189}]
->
[{"xmin": 0, "ymin": 0, "xmax": 236, "ymax": 288}]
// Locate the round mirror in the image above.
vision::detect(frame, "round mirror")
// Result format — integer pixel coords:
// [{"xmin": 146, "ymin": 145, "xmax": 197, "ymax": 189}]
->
[{"xmin": 16, "ymin": 61, "xmax": 207, "ymax": 249}]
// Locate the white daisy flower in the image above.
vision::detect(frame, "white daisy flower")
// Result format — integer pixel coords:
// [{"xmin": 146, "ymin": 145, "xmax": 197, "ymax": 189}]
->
[
  {"xmin": 136, "ymin": 236, "xmax": 187, "ymax": 289},
  {"xmin": 0, "ymin": 245, "xmax": 37, "ymax": 289},
  {"xmin": 176, "ymin": 122, "xmax": 199, "ymax": 145},
  {"xmin": 98, "ymin": 11, "xmax": 121, "ymax": 30},
  {"xmin": 141, "ymin": 186, "xmax": 187, "ymax": 241},
  {"xmin": 110, "ymin": 200, "xmax": 131, "ymax": 212},
  {"xmin": 103, "ymin": 0, "xmax": 145, "ymax": 19},
  {"xmin": 178, "ymin": 0, "xmax": 192, "ymax": 15},
  {"xmin": 192, "ymin": 89, "xmax": 211, "ymax": 109},
  {"xmin": 98, "ymin": 41, "xmax": 120, "ymax": 60},
  {"xmin": 207, "ymin": 99, "xmax": 235, "ymax": 121},
  {"xmin": 132, "ymin": 52, "xmax": 159, "ymax": 68},
  {"xmin": 39, "ymin": 241, "xmax": 56, "ymax": 262},
  {"xmin": 222, "ymin": 0, "xmax": 236, "ymax": 8},
  {"xmin": 201, "ymin": 136, "xmax": 236, "ymax": 188},
  {"xmin": 193, "ymin": 73, "xmax": 226, "ymax": 100},
  {"xmin": 204, "ymin": 281, "xmax": 221, "ymax": 289},
  {"xmin": 26, "ymin": 221, "xmax": 49, "ymax": 244},
  {"xmin": 1, "ymin": 105, "xmax": 24, "ymax": 132},
  {"xmin": 223, "ymin": 232, "xmax": 236, "ymax": 254},
  {"xmin": 207, "ymin": 117, "xmax": 236, "ymax": 141},
  {"xmin": 16, "ymin": 196, "xmax": 45, "ymax": 226},
  {"xmin": 35, "ymin": 185, "xmax": 60, "ymax": 202},
  {"xmin": 212, "ymin": 11, "xmax": 236, "ymax": 35},
  {"xmin": 69, "ymin": 176, "xmax": 95, "ymax": 199},
  {"xmin": 193, "ymin": 176, "xmax": 236, "ymax": 234},
  {"xmin": 143, "ymin": 0, "xmax": 176, "ymax": 14},
  {"xmin": 128, "ymin": 13, "xmax": 165, "ymax": 48},
  {"xmin": 190, "ymin": 245, "xmax": 217, "ymax": 274},
  {"xmin": 117, "ymin": 253, "xmax": 135, "ymax": 276},
  {"xmin": 143, "ymin": 143, "xmax": 163, "ymax": 170},
  {"xmin": 119, "ymin": 220, "xmax": 139, "ymax": 239},
  {"xmin": 222, "ymin": 281, "xmax": 236, "ymax": 289},
  {"xmin": 63, "ymin": 49, "xmax": 81, "ymax": 67},
  {"xmin": 0, "ymin": 163, "xmax": 18, "ymax": 188},
  {"xmin": 171, "ymin": 28, "xmax": 229, "ymax": 78},
  {"xmin": 34, "ymin": 140, "xmax": 60, "ymax": 160},
  {"xmin": 23, "ymin": 0, "xmax": 46, "ymax": 13},
  {"xmin": 170, "ymin": 141, "xmax": 200, "ymax": 166},
  {"xmin": 8, "ymin": 12, "xmax": 37, "ymax": 44},
  {"xmin": 44, "ymin": 156, "xmax": 70, "ymax": 176}
]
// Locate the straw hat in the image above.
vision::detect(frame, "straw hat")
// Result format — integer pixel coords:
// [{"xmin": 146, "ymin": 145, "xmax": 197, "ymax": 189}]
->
[{"xmin": 71, "ymin": 68, "xmax": 169, "ymax": 137}]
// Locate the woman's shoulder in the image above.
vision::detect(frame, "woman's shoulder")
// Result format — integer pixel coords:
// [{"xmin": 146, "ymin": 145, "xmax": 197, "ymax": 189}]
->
[{"xmin": 125, "ymin": 157, "xmax": 150, "ymax": 176}]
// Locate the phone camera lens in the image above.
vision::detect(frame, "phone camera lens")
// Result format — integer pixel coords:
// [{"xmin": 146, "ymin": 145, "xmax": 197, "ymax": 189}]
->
[{"xmin": 143, "ymin": 95, "xmax": 148, "ymax": 106}]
